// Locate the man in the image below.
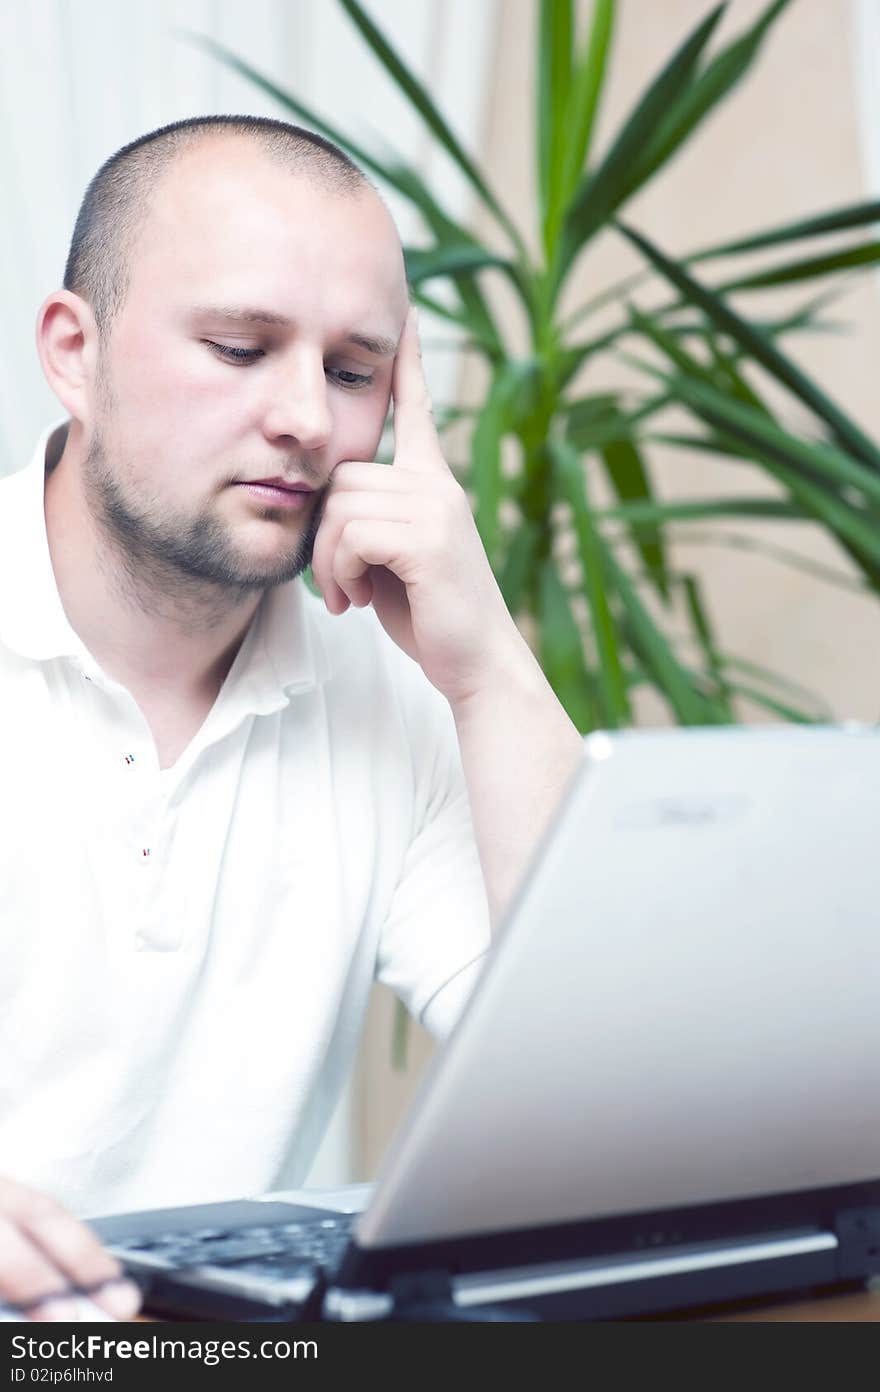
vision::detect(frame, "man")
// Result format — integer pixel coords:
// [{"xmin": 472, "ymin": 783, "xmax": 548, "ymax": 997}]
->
[{"xmin": 0, "ymin": 115, "xmax": 583, "ymax": 1320}]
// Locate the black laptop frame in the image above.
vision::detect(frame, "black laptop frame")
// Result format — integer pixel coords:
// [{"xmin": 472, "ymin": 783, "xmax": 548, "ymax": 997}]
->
[{"xmin": 327, "ymin": 1177, "xmax": 880, "ymax": 1320}]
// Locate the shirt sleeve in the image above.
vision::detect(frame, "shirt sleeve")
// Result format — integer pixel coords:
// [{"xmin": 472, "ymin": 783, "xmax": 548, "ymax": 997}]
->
[{"xmin": 373, "ymin": 656, "xmax": 492, "ymax": 1042}]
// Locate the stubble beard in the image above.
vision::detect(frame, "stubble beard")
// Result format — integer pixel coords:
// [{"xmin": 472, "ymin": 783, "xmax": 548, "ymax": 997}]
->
[{"xmin": 82, "ymin": 418, "xmax": 326, "ymax": 616}]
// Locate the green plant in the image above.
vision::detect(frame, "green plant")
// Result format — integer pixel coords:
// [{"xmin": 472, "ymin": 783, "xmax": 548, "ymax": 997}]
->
[
  {"xmin": 185, "ymin": 0, "xmax": 880, "ymax": 736},
  {"xmin": 186, "ymin": 2, "xmax": 880, "ymax": 1063}
]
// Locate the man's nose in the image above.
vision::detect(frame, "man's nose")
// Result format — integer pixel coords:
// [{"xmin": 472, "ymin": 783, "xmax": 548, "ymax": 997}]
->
[{"xmin": 262, "ymin": 354, "xmax": 332, "ymax": 453}]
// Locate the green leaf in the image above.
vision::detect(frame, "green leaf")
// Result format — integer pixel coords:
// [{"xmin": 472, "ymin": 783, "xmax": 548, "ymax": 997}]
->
[
  {"xmin": 625, "ymin": 303, "xmax": 726, "ymax": 391},
  {"xmin": 646, "ymin": 429, "xmax": 779, "ymax": 462},
  {"xmin": 662, "ymin": 526, "xmax": 870, "ymax": 595},
  {"xmin": 404, "ymin": 244, "xmax": 514, "ymax": 284},
  {"xmin": 561, "ymin": 0, "xmax": 616, "ymax": 195},
  {"xmin": 179, "ymin": 32, "xmax": 414, "ymax": 201},
  {"xmin": 544, "ymin": 0, "xmax": 616, "ymax": 258},
  {"xmin": 702, "ymin": 327, "xmax": 773, "ymax": 413},
  {"xmin": 687, "ymin": 198, "xmax": 880, "ymax": 264},
  {"xmin": 539, "ymin": 0, "xmax": 574, "ymax": 251},
  {"xmin": 558, "ymin": 3, "xmax": 725, "ymax": 281},
  {"xmin": 718, "ymin": 653, "xmax": 833, "ymax": 717},
  {"xmin": 717, "ymin": 240, "xmax": 880, "ymax": 293},
  {"xmin": 666, "ymin": 383, "xmax": 880, "ymax": 585},
  {"xmin": 715, "ymin": 678, "xmax": 821, "ymax": 724},
  {"xmin": 663, "ymin": 284, "xmax": 848, "ymax": 340},
  {"xmin": 408, "ymin": 287, "xmax": 470, "ymax": 332},
  {"xmin": 599, "ymin": 497, "xmax": 804, "ymax": 524},
  {"xmin": 600, "ymin": 436, "xmax": 670, "ymax": 599},
  {"xmin": 665, "ymin": 375, "xmax": 880, "ymax": 510},
  {"xmin": 389, "ymin": 165, "xmax": 507, "ymax": 355},
  {"xmin": 599, "ymin": 538, "xmax": 722, "ymax": 725},
  {"xmin": 498, "ymin": 519, "xmax": 540, "ymax": 616},
  {"xmin": 681, "ymin": 574, "xmax": 734, "ymax": 720},
  {"xmin": 470, "ymin": 362, "xmax": 534, "ymax": 565},
  {"xmin": 625, "ymin": 304, "xmax": 773, "ymax": 419},
  {"xmin": 337, "ymin": 0, "xmax": 524, "ymax": 256},
  {"xmin": 553, "ymin": 443, "xmax": 728, "ymax": 726},
  {"xmin": 617, "ymin": 220, "xmax": 880, "ymax": 472},
  {"xmin": 565, "ymin": 392, "xmax": 631, "ymax": 447},
  {"xmin": 537, "ymin": 559, "xmax": 597, "ymax": 731},
  {"xmin": 623, "ymin": 0, "xmax": 792, "ymax": 195},
  {"xmin": 551, "ymin": 441, "xmax": 632, "ymax": 727}
]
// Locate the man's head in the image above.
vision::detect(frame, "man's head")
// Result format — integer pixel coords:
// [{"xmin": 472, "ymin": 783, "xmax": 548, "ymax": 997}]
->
[{"xmin": 38, "ymin": 116, "xmax": 410, "ymax": 597}]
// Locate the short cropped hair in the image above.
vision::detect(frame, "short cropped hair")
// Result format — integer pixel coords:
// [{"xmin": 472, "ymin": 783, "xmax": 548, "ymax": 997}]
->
[{"xmin": 63, "ymin": 114, "xmax": 370, "ymax": 339}]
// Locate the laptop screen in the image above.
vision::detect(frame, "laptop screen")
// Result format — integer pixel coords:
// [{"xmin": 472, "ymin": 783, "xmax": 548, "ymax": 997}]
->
[{"xmin": 357, "ymin": 725, "xmax": 880, "ymax": 1249}]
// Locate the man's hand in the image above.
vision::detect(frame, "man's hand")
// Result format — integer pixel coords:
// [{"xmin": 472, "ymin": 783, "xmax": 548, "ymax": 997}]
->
[
  {"xmin": 0, "ymin": 1176, "xmax": 141, "ymax": 1321},
  {"xmin": 310, "ymin": 306, "xmax": 528, "ymax": 707}
]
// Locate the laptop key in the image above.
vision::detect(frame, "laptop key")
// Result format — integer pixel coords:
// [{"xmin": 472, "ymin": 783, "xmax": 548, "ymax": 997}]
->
[{"xmin": 173, "ymin": 1235, "xmax": 291, "ymax": 1264}]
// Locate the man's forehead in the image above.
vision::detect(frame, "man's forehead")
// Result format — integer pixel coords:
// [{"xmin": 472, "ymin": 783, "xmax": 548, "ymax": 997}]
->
[
  {"xmin": 131, "ymin": 139, "xmax": 408, "ymax": 325},
  {"xmin": 153, "ymin": 137, "xmax": 396, "ymax": 241}
]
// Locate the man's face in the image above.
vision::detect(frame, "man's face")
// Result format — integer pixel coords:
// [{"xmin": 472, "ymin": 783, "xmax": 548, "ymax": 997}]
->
[{"xmin": 83, "ymin": 140, "xmax": 409, "ymax": 594}]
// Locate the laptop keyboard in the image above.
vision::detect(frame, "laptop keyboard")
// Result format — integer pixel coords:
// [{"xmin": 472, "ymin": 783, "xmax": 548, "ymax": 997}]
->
[
  {"xmin": 113, "ymin": 1213, "xmax": 357, "ymax": 1270},
  {"xmin": 108, "ymin": 1212, "xmax": 359, "ymax": 1320}
]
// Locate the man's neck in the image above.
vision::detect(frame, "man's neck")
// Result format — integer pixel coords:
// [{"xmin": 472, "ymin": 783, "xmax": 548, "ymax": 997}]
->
[{"xmin": 43, "ymin": 436, "xmax": 261, "ymax": 706}]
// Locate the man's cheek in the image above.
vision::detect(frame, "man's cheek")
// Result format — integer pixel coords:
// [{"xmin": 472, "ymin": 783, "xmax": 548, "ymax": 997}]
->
[{"xmin": 343, "ymin": 394, "xmax": 392, "ymax": 461}]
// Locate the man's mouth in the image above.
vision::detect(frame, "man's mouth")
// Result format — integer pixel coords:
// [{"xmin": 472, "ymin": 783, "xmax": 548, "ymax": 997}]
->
[{"xmin": 235, "ymin": 478, "xmax": 315, "ymax": 510}]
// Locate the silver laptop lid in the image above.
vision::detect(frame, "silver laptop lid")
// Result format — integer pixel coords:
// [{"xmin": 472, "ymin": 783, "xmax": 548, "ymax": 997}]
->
[{"xmin": 358, "ymin": 725, "xmax": 880, "ymax": 1249}]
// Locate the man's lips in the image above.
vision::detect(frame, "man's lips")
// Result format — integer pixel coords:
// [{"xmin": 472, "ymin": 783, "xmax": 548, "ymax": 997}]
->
[
  {"xmin": 235, "ymin": 478, "xmax": 316, "ymax": 510},
  {"xmin": 243, "ymin": 476, "xmax": 315, "ymax": 492}
]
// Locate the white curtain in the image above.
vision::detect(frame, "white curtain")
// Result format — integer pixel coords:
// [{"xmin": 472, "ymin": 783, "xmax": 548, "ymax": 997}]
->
[
  {"xmin": 0, "ymin": 0, "xmax": 498, "ymax": 1185},
  {"xmin": 852, "ymin": 2, "xmax": 880, "ymax": 214}
]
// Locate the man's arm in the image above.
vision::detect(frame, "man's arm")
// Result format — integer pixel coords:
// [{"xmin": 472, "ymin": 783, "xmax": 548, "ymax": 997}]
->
[
  {"xmin": 310, "ymin": 304, "xmax": 585, "ymax": 933},
  {"xmin": 450, "ymin": 641, "xmax": 583, "ymax": 929}
]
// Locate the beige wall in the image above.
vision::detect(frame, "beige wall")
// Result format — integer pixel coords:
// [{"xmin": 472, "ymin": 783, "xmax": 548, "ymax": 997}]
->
[{"xmin": 353, "ymin": 0, "xmax": 880, "ymax": 1179}]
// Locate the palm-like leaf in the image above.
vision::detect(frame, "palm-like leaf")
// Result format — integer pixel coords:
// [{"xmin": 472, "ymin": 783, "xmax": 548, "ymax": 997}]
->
[
  {"xmin": 191, "ymin": 0, "xmax": 880, "ymax": 1069},
  {"xmin": 192, "ymin": 0, "xmax": 880, "ymax": 756}
]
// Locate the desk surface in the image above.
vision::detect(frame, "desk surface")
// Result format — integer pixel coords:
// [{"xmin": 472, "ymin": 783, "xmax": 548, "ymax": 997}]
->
[{"xmin": 713, "ymin": 1287, "xmax": 880, "ymax": 1322}]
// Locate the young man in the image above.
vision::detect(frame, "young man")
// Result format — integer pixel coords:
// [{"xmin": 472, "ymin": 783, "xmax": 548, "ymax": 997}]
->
[{"xmin": 0, "ymin": 115, "xmax": 583, "ymax": 1320}]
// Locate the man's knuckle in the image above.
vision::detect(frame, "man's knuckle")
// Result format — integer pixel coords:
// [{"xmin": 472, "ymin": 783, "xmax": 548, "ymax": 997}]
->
[{"xmin": 57, "ymin": 1227, "xmax": 119, "ymax": 1277}]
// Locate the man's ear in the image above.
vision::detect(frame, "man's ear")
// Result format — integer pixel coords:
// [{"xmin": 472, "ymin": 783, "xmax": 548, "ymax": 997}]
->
[{"xmin": 35, "ymin": 291, "xmax": 102, "ymax": 426}]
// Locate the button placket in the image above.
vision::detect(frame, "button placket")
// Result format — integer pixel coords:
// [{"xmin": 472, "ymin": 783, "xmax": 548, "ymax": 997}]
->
[{"xmin": 109, "ymin": 717, "xmax": 166, "ymax": 947}]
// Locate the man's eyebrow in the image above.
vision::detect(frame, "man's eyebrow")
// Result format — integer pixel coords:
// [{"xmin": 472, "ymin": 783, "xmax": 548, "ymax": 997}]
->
[
  {"xmin": 344, "ymin": 332, "xmax": 399, "ymax": 357},
  {"xmin": 190, "ymin": 305, "xmax": 399, "ymax": 355},
  {"xmin": 191, "ymin": 304, "xmax": 290, "ymax": 327}
]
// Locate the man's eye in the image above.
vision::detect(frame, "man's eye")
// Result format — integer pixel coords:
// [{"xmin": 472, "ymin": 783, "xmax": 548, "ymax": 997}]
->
[
  {"xmin": 328, "ymin": 367, "xmax": 373, "ymax": 390},
  {"xmin": 204, "ymin": 341, "xmax": 264, "ymax": 364}
]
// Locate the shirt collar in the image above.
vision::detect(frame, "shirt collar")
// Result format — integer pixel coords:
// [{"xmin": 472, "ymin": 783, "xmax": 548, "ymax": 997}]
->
[
  {"xmin": 241, "ymin": 571, "xmax": 332, "ymax": 715},
  {"xmin": 0, "ymin": 420, "xmax": 331, "ymax": 709}
]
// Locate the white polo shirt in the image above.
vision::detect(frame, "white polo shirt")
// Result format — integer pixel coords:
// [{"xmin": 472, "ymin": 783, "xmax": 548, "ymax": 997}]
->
[{"xmin": 0, "ymin": 421, "xmax": 490, "ymax": 1217}]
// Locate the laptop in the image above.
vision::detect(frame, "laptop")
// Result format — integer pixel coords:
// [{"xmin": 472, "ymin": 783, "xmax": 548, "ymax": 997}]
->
[{"xmin": 91, "ymin": 724, "xmax": 880, "ymax": 1321}]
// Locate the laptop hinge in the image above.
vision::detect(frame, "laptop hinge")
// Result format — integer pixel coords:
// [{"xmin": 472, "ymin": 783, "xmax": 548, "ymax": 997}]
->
[{"xmin": 834, "ymin": 1209, "xmax": 880, "ymax": 1279}]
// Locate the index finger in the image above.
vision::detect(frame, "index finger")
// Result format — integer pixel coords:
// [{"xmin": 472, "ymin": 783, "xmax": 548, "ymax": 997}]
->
[
  {"xmin": 5, "ymin": 1185, "xmax": 140, "ymax": 1320},
  {"xmin": 391, "ymin": 306, "xmax": 443, "ymax": 469}
]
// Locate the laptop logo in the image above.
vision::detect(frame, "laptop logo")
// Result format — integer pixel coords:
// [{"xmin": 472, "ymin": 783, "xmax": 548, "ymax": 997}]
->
[{"xmin": 614, "ymin": 795, "xmax": 749, "ymax": 828}]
